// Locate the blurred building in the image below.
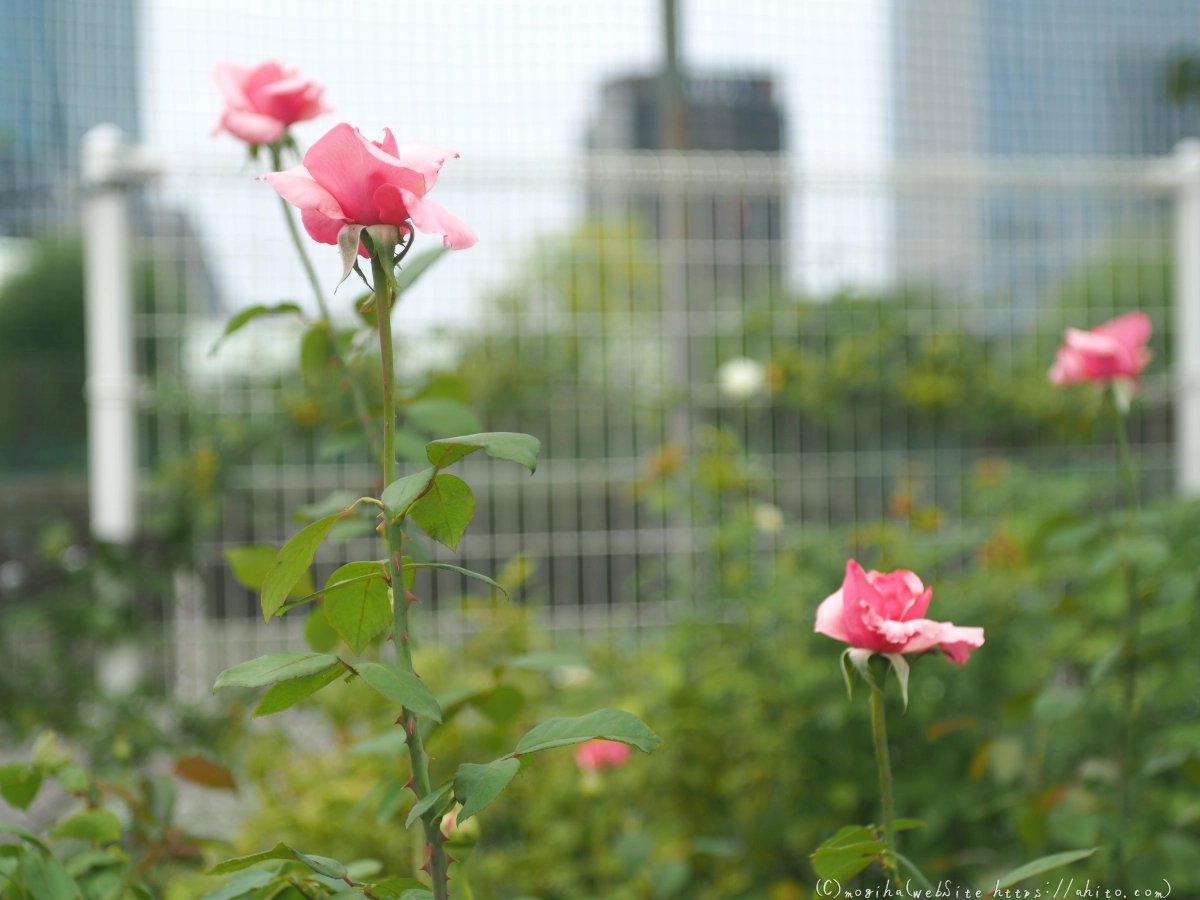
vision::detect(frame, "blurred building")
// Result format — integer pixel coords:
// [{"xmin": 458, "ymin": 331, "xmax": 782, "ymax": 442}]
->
[
  {"xmin": 585, "ymin": 72, "xmax": 787, "ymax": 308},
  {"xmin": 0, "ymin": 0, "xmax": 139, "ymax": 234},
  {"xmin": 891, "ymin": 0, "xmax": 1200, "ymax": 307}
]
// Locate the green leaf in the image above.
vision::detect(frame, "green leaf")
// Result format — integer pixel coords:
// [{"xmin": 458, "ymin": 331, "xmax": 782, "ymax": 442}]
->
[
  {"xmin": 396, "ymin": 246, "xmax": 449, "ymax": 295},
  {"xmin": 425, "ymin": 432, "xmax": 541, "ymax": 474},
  {"xmin": 253, "ymin": 664, "xmax": 343, "ymax": 717},
  {"xmin": 210, "ymin": 303, "xmax": 302, "ymax": 354},
  {"xmin": 290, "ymin": 850, "xmax": 346, "ymax": 879},
  {"xmin": 404, "ymin": 781, "xmax": 453, "ymax": 829},
  {"xmin": 471, "ymin": 685, "xmax": 525, "ymax": 726},
  {"xmin": 403, "ymin": 399, "xmax": 482, "ymax": 439},
  {"xmin": 381, "ymin": 467, "xmax": 437, "ymax": 518},
  {"xmin": 893, "ymin": 818, "xmax": 926, "ymax": 832},
  {"xmin": 52, "ymin": 810, "xmax": 120, "ymax": 844},
  {"xmin": 293, "ymin": 491, "xmax": 361, "ymax": 524},
  {"xmin": 213, "ymin": 652, "xmax": 339, "ymax": 693},
  {"xmin": 206, "ymin": 844, "xmax": 296, "ymax": 876},
  {"xmin": 51, "ymin": 764, "xmax": 88, "ymax": 795},
  {"xmin": 261, "ymin": 512, "xmax": 349, "ymax": 621},
  {"xmin": 318, "ymin": 430, "xmax": 366, "ymax": 461},
  {"xmin": 402, "ymin": 562, "xmax": 505, "ymax": 595},
  {"xmin": 322, "ymin": 563, "xmax": 391, "ymax": 654},
  {"xmin": 809, "ymin": 825, "xmax": 885, "ymax": 882},
  {"xmin": 21, "ymin": 850, "xmax": 77, "ymax": 900},
  {"xmin": 300, "ymin": 323, "xmax": 332, "ymax": 385},
  {"xmin": 894, "ymin": 852, "xmax": 934, "ymax": 893},
  {"xmin": 0, "ymin": 823, "xmax": 49, "ymax": 852},
  {"xmin": 504, "ymin": 650, "xmax": 587, "ymax": 671},
  {"xmin": 0, "ymin": 763, "xmax": 43, "ymax": 811},
  {"xmin": 514, "ymin": 708, "xmax": 661, "ymax": 755},
  {"xmin": 354, "ymin": 662, "xmax": 442, "ymax": 722},
  {"xmin": 224, "ymin": 547, "xmax": 314, "ymax": 598},
  {"xmin": 394, "ymin": 428, "xmax": 431, "ymax": 464},
  {"xmin": 370, "ymin": 881, "xmax": 432, "ymax": 900},
  {"xmin": 454, "ymin": 758, "xmax": 522, "ymax": 822},
  {"xmin": 197, "ymin": 870, "xmax": 275, "ymax": 900},
  {"xmin": 883, "ymin": 652, "xmax": 910, "ymax": 710},
  {"xmin": 994, "ymin": 848, "xmax": 1098, "ymax": 890},
  {"xmin": 408, "ymin": 474, "xmax": 474, "ymax": 551},
  {"xmin": 304, "ymin": 606, "xmax": 340, "ymax": 653}
]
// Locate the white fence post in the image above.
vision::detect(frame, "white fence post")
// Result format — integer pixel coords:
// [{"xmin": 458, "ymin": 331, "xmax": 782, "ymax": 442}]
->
[
  {"xmin": 1174, "ymin": 139, "xmax": 1200, "ymax": 498},
  {"xmin": 82, "ymin": 125, "xmax": 140, "ymax": 543}
]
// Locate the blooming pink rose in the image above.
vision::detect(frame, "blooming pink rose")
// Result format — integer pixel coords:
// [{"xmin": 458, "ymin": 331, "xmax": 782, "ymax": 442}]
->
[
  {"xmin": 212, "ymin": 60, "xmax": 330, "ymax": 145},
  {"xmin": 261, "ymin": 123, "xmax": 477, "ymax": 251},
  {"xmin": 1048, "ymin": 311, "xmax": 1152, "ymax": 389},
  {"xmin": 574, "ymin": 739, "xmax": 633, "ymax": 773},
  {"xmin": 814, "ymin": 560, "xmax": 984, "ymax": 665}
]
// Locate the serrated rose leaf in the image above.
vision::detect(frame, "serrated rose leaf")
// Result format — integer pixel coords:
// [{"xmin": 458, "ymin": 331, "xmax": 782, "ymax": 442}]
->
[
  {"xmin": 514, "ymin": 708, "xmax": 661, "ymax": 755},
  {"xmin": 213, "ymin": 652, "xmax": 339, "ymax": 693}
]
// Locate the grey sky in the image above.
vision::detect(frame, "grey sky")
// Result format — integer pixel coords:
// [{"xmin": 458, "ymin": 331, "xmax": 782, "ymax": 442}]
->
[{"xmin": 140, "ymin": 0, "xmax": 890, "ymax": 337}]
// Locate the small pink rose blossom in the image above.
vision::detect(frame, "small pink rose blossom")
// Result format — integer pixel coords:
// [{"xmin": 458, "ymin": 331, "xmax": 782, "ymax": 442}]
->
[
  {"xmin": 815, "ymin": 560, "xmax": 984, "ymax": 665},
  {"xmin": 212, "ymin": 60, "xmax": 330, "ymax": 145},
  {"xmin": 1048, "ymin": 311, "xmax": 1152, "ymax": 390},
  {"xmin": 261, "ymin": 123, "xmax": 477, "ymax": 251},
  {"xmin": 574, "ymin": 739, "xmax": 633, "ymax": 773}
]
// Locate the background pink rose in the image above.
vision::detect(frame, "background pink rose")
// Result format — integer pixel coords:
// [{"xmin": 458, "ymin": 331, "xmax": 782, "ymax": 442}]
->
[
  {"xmin": 1048, "ymin": 311, "xmax": 1152, "ymax": 388},
  {"xmin": 262, "ymin": 123, "xmax": 477, "ymax": 251},
  {"xmin": 574, "ymin": 739, "xmax": 633, "ymax": 773},
  {"xmin": 212, "ymin": 60, "xmax": 330, "ymax": 145},
  {"xmin": 815, "ymin": 560, "xmax": 984, "ymax": 665}
]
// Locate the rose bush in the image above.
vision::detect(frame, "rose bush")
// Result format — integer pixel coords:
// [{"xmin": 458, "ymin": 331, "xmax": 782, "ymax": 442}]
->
[{"xmin": 212, "ymin": 60, "xmax": 330, "ymax": 145}]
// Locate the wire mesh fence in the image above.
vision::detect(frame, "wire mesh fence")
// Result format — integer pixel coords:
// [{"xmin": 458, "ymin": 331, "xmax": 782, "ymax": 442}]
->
[{"xmin": 3, "ymin": 0, "xmax": 1198, "ymax": 694}]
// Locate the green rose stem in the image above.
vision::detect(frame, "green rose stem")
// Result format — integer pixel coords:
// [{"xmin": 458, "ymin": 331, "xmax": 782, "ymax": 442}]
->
[
  {"xmin": 868, "ymin": 658, "xmax": 898, "ymax": 881},
  {"xmin": 368, "ymin": 233, "xmax": 450, "ymax": 900},
  {"xmin": 270, "ymin": 141, "xmax": 379, "ymax": 461},
  {"xmin": 1109, "ymin": 387, "xmax": 1140, "ymax": 887}
]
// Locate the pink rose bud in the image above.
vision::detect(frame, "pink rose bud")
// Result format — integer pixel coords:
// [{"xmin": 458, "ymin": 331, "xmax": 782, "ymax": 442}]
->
[
  {"xmin": 261, "ymin": 123, "xmax": 478, "ymax": 252},
  {"xmin": 815, "ymin": 560, "xmax": 984, "ymax": 665},
  {"xmin": 574, "ymin": 739, "xmax": 633, "ymax": 773},
  {"xmin": 1048, "ymin": 311, "xmax": 1152, "ymax": 390},
  {"xmin": 212, "ymin": 60, "xmax": 331, "ymax": 146}
]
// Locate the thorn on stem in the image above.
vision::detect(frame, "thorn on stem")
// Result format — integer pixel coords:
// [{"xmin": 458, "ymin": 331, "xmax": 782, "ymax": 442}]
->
[{"xmin": 406, "ymin": 590, "xmax": 421, "ymax": 604}]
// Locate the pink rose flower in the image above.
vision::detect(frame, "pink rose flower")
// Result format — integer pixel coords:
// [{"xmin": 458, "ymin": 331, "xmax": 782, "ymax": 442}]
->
[
  {"xmin": 1048, "ymin": 311, "xmax": 1152, "ymax": 389},
  {"xmin": 814, "ymin": 560, "xmax": 984, "ymax": 665},
  {"xmin": 574, "ymin": 739, "xmax": 633, "ymax": 773},
  {"xmin": 261, "ymin": 123, "xmax": 477, "ymax": 252},
  {"xmin": 212, "ymin": 60, "xmax": 330, "ymax": 146}
]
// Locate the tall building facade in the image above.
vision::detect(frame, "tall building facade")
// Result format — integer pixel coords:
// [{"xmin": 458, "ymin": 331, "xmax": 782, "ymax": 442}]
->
[
  {"xmin": 0, "ymin": 0, "xmax": 139, "ymax": 234},
  {"xmin": 586, "ymin": 72, "xmax": 787, "ymax": 308},
  {"xmin": 891, "ymin": 0, "xmax": 1200, "ymax": 307}
]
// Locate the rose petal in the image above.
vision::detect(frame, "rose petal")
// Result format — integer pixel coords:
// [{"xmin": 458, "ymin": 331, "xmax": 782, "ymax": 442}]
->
[
  {"xmin": 936, "ymin": 625, "xmax": 985, "ymax": 665},
  {"xmin": 303, "ymin": 124, "xmax": 424, "ymax": 225},
  {"xmin": 398, "ymin": 188, "xmax": 478, "ymax": 249},
  {"xmin": 218, "ymin": 109, "xmax": 287, "ymax": 146},
  {"xmin": 260, "ymin": 165, "xmax": 346, "ymax": 220},
  {"xmin": 300, "ymin": 208, "xmax": 346, "ymax": 245},
  {"xmin": 814, "ymin": 589, "xmax": 849, "ymax": 642},
  {"xmin": 213, "ymin": 61, "xmax": 251, "ymax": 108},
  {"xmin": 839, "ymin": 560, "xmax": 895, "ymax": 652},
  {"xmin": 395, "ymin": 142, "xmax": 460, "ymax": 192}
]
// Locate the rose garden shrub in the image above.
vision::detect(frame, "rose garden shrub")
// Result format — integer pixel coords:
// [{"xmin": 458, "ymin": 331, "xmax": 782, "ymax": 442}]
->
[{"xmin": 220, "ymin": 456, "xmax": 1199, "ymax": 899}]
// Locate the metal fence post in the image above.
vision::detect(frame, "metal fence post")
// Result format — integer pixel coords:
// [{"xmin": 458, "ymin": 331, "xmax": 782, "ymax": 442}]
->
[
  {"xmin": 1174, "ymin": 139, "xmax": 1200, "ymax": 497},
  {"xmin": 82, "ymin": 124, "xmax": 139, "ymax": 543}
]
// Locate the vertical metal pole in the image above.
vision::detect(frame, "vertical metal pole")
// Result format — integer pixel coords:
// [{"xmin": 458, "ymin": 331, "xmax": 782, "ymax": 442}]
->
[
  {"xmin": 1174, "ymin": 139, "xmax": 1200, "ymax": 497},
  {"xmin": 660, "ymin": 0, "xmax": 690, "ymax": 445},
  {"xmin": 83, "ymin": 124, "xmax": 138, "ymax": 543}
]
